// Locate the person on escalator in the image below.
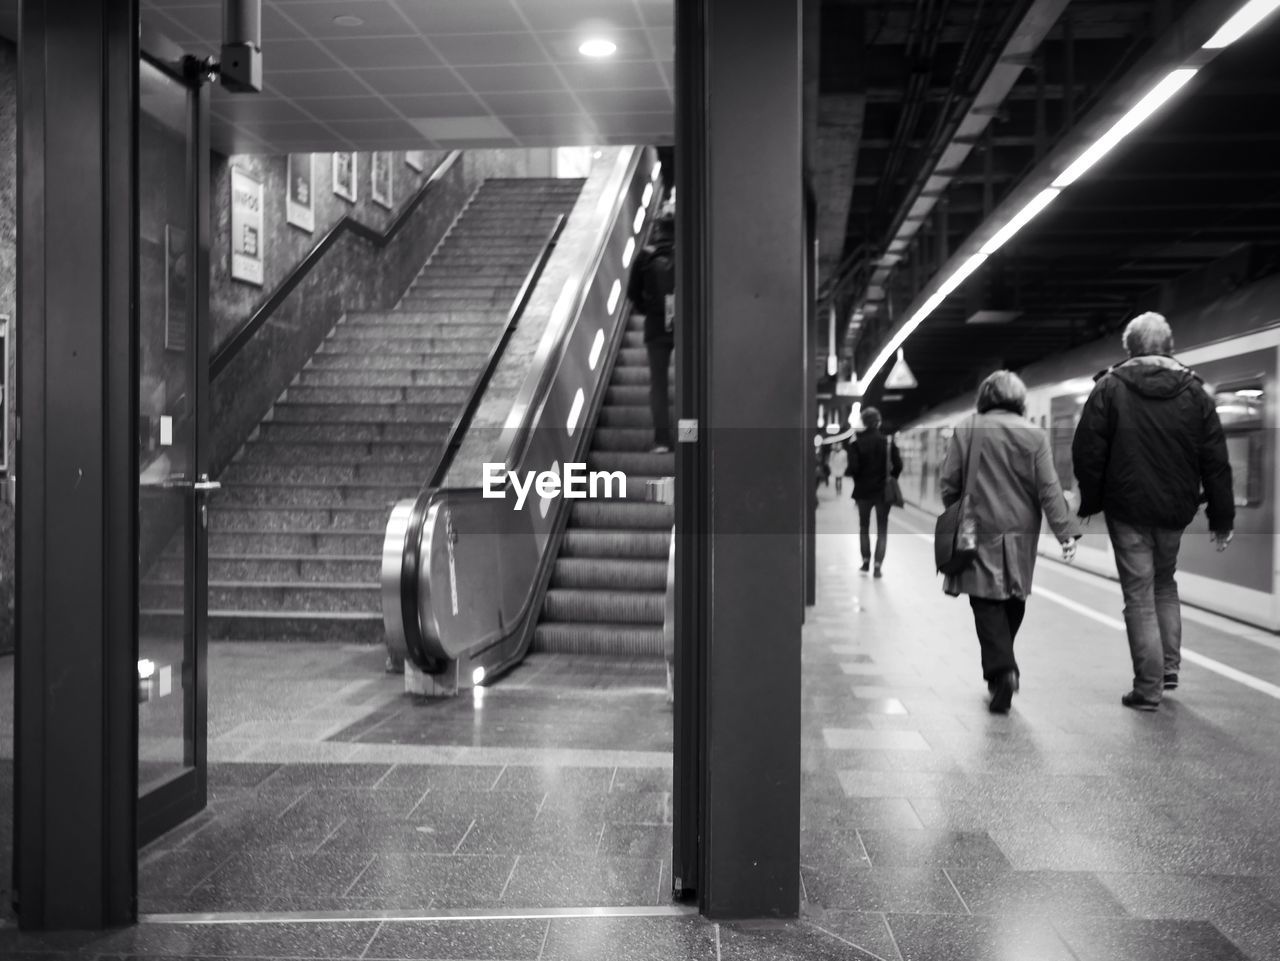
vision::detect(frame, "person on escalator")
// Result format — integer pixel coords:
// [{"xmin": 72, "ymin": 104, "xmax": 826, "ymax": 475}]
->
[{"xmin": 627, "ymin": 212, "xmax": 676, "ymax": 453}]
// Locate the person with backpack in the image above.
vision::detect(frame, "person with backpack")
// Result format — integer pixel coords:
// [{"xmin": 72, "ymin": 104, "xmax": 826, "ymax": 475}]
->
[{"xmin": 627, "ymin": 213, "xmax": 676, "ymax": 452}]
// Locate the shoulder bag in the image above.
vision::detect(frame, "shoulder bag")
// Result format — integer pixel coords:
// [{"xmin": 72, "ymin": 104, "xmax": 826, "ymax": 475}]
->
[
  {"xmin": 883, "ymin": 437, "xmax": 905, "ymax": 508},
  {"xmin": 934, "ymin": 422, "xmax": 983, "ymax": 575}
]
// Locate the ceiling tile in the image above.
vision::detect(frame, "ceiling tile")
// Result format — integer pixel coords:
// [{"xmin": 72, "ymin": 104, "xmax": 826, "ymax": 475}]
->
[
  {"xmin": 559, "ymin": 60, "xmax": 666, "ymax": 91},
  {"xmin": 322, "ymin": 35, "xmax": 441, "ymax": 69},
  {"xmin": 267, "ymin": 70, "xmax": 375, "ymax": 99},
  {"xmin": 270, "ymin": 0, "xmax": 411, "ymax": 39},
  {"xmin": 646, "ymin": 27, "xmax": 674, "ymax": 59},
  {"xmin": 575, "ymin": 87, "xmax": 672, "ymax": 114},
  {"xmin": 542, "ymin": 28, "xmax": 656, "ymax": 62},
  {"xmin": 262, "ymin": 3, "xmax": 306, "ymax": 40},
  {"xmin": 397, "ymin": 0, "xmax": 528, "ymax": 35},
  {"xmin": 229, "ymin": 119, "xmax": 341, "ymax": 141},
  {"xmin": 411, "ymin": 116, "xmax": 514, "ymax": 141},
  {"xmin": 141, "ymin": 10, "xmax": 200, "ymax": 45},
  {"xmin": 260, "ymin": 39, "xmax": 341, "ymax": 72},
  {"xmin": 360, "ymin": 66, "xmax": 469, "ymax": 96},
  {"xmin": 454, "ymin": 63, "xmax": 567, "ymax": 93},
  {"xmin": 152, "ymin": 3, "xmax": 220, "ymax": 39},
  {"xmin": 384, "ymin": 93, "xmax": 493, "ymax": 118},
  {"xmin": 479, "ymin": 89, "xmax": 583, "ymax": 117},
  {"xmin": 208, "ymin": 94, "xmax": 314, "ymax": 123},
  {"xmin": 281, "ymin": 96, "xmax": 400, "ymax": 121},
  {"xmin": 325, "ymin": 117, "xmax": 424, "ymax": 140},
  {"xmin": 519, "ymin": 0, "xmax": 642, "ymax": 31},
  {"xmin": 591, "ymin": 112, "xmax": 672, "ymax": 137},
  {"xmin": 636, "ymin": 0, "xmax": 675, "ymax": 28},
  {"xmin": 431, "ymin": 32, "xmax": 551, "ymax": 68},
  {"xmin": 503, "ymin": 114, "xmax": 601, "ymax": 138}
]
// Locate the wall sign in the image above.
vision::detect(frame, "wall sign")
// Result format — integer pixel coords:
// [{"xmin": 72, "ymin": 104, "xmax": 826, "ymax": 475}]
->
[
  {"xmin": 164, "ymin": 224, "xmax": 189, "ymax": 350},
  {"xmin": 372, "ymin": 151, "xmax": 392, "ymax": 209},
  {"xmin": 286, "ymin": 153, "xmax": 315, "ymax": 232},
  {"xmin": 332, "ymin": 151, "xmax": 357, "ymax": 203},
  {"xmin": 230, "ymin": 165, "xmax": 264, "ymax": 286}
]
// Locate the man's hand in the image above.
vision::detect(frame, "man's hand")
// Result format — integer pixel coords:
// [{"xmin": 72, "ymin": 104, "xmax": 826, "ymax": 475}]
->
[
  {"xmin": 1061, "ymin": 539, "xmax": 1077, "ymax": 563},
  {"xmin": 1211, "ymin": 530, "xmax": 1233, "ymax": 552}
]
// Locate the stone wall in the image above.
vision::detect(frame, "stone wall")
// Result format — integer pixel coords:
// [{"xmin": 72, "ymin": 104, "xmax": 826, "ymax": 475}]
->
[{"xmin": 0, "ymin": 39, "xmax": 15, "ymax": 656}]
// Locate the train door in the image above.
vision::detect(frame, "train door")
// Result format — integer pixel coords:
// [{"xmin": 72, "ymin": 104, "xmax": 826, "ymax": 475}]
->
[{"xmin": 136, "ymin": 32, "xmax": 212, "ymax": 846}]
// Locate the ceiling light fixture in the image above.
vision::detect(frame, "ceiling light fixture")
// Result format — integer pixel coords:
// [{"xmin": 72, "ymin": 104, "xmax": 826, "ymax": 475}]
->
[
  {"xmin": 332, "ymin": 15, "xmax": 365, "ymax": 27},
  {"xmin": 579, "ymin": 38, "xmax": 618, "ymax": 58},
  {"xmin": 1204, "ymin": 0, "xmax": 1280, "ymax": 48}
]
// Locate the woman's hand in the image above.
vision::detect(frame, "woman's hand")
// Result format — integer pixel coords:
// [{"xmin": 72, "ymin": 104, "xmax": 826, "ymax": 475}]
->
[{"xmin": 1061, "ymin": 539, "xmax": 1077, "ymax": 563}]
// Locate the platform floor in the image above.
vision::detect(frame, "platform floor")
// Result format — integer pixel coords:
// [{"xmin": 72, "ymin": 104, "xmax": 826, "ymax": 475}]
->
[{"xmin": 7, "ymin": 486, "xmax": 1280, "ymax": 957}]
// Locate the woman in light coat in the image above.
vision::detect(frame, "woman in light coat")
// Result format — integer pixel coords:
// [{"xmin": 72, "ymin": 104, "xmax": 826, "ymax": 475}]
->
[{"xmin": 940, "ymin": 370, "xmax": 1080, "ymax": 713}]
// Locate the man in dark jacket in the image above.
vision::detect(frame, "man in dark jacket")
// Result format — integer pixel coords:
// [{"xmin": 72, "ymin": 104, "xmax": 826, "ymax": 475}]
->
[
  {"xmin": 626, "ymin": 213, "xmax": 675, "ymax": 452},
  {"xmin": 1071, "ymin": 312, "xmax": 1234, "ymax": 711},
  {"xmin": 847, "ymin": 406, "xmax": 903, "ymax": 577}
]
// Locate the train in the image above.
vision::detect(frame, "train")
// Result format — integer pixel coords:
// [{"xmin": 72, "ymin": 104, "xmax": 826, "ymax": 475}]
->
[{"xmin": 895, "ymin": 270, "xmax": 1280, "ymax": 630}]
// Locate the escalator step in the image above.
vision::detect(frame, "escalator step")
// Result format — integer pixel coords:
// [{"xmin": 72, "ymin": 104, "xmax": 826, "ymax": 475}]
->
[
  {"xmin": 543, "ymin": 589, "xmax": 663, "ymax": 625},
  {"xmin": 532, "ymin": 622, "xmax": 664, "ymax": 657},
  {"xmin": 570, "ymin": 500, "xmax": 674, "ymax": 530},
  {"xmin": 551, "ymin": 558, "xmax": 668, "ymax": 591},
  {"xmin": 561, "ymin": 529, "xmax": 672, "ymax": 559}
]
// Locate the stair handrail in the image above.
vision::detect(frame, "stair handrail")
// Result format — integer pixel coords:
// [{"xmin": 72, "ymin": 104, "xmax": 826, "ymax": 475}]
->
[
  {"xmin": 210, "ymin": 150, "xmax": 462, "ymax": 381},
  {"xmin": 427, "ymin": 213, "xmax": 568, "ymax": 490}
]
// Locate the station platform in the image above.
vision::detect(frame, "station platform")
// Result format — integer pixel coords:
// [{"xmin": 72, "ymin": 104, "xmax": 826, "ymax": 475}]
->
[{"xmin": 7, "ymin": 487, "xmax": 1280, "ymax": 958}]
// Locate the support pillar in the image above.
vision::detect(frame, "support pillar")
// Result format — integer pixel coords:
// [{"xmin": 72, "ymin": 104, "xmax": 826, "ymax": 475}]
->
[
  {"xmin": 16, "ymin": 0, "xmax": 139, "ymax": 929},
  {"xmin": 676, "ymin": 0, "xmax": 804, "ymax": 919}
]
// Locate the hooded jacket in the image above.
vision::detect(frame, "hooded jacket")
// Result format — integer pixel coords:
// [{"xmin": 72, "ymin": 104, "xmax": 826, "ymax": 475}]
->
[{"xmin": 1070, "ymin": 354, "xmax": 1234, "ymax": 532}]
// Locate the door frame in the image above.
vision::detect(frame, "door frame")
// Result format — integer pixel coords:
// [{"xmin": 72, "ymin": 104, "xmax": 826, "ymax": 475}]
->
[{"xmin": 135, "ymin": 24, "xmax": 212, "ymax": 848}]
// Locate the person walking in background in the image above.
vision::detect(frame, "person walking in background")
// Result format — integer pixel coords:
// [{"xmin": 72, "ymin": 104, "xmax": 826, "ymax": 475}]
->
[
  {"xmin": 847, "ymin": 407, "xmax": 902, "ymax": 577},
  {"xmin": 830, "ymin": 443, "xmax": 848, "ymax": 496},
  {"xmin": 940, "ymin": 371, "xmax": 1079, "ymax": 714},
  {"xmin": 627, "ymin": 212, "xmax": 676, "ymax": 453},
  {"xmin": 1071, "ymin": 312, "xmax": 1234, "ymax": 712}
]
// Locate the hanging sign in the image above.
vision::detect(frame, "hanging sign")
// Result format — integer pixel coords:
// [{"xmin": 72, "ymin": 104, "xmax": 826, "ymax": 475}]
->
[
  {"xmin": 230, "ymin": 166, "xmax": 264, "ymax": 286},
  {"xmin": 885, "ymin": 349, "xmax": 917, "ymax": 389}
]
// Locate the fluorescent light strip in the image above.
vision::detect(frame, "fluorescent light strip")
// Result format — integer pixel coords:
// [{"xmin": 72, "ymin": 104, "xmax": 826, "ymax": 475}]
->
[
  {"xmin": 622, "ymin": 237, "xmax": 636, "ymax": 268},
  {"xmin": 642, "ymin": 183, "xmax": 654, "ymax": 208},
  {"xmin": 633, "ymin": 207, "xmax": 645, "ymax": 233},
  {"xmin": 1204, "ymin": 0, "xmax": 1280, "ymax": 48},
  {"xmin": 607, "ymin": 278, "xmax": 622, "ymax": 314},
  {"xmin": 588, "ymin": 329, "xmax": 605, "ymax": 370},
  {"xmin": 1052, "ymin": 68, "xmax": 1198, "ymax": 188},
  {"xmin": 980, "ymin": 188, "xmax": 1061, "ymax": 255},
  {"xmin": 566, "ymin": 391, "xmax": 584, "ymax": 434}
]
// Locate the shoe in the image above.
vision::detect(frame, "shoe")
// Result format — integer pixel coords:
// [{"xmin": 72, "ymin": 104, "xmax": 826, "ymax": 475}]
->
[
  {"xmin": 1163, "ymin": 673, "xmax": 1178, "ymax": 690},
  {"xmin": 873, "ymin": 565, "xmax": 883, "ymax": 578},
  {"xmin": 859, "ymin": 560, "xmax": 870, "ymax": 573},
  {"xmin": 988, "ymin": 671, "xmax": 1016, "ymax": 714},
  {"xmin": 651, "ymin": 445, "xmax": 672, "ymax": 454},
  {"xmin": 1121, "ymin": 691, "xmax": 1160, "ymax": 711}
]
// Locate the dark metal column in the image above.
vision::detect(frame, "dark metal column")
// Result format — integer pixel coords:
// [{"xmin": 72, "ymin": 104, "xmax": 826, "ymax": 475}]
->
[
  {"xmin": 16, "ymin": 0, "xmax": 139, "ymax": 929},
  {"xmin": 677, "ymin": 0, "xmax": 804, "ymax": 919}
]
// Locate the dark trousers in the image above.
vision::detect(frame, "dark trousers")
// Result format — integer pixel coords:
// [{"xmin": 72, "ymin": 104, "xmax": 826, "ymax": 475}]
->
[
  {"xmin": 646, "ymin": 340, "xmax": 674, "ymax": 447},
  {"xmin": 855, "ymin": 498, "xmax": 890, "ymax": 565},
  {"xmin": 969, "ymin": 597, "xmax": 1026, "ymax": 682}
]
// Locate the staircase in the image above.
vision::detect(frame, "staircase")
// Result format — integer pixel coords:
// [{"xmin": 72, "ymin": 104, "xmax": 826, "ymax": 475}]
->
[
  {"xmin": 145, "ymin": 178, "xmax": 584, "ymax": 642},
  {"xmin": 533, "ymin": 310, "xmax": 674, "ymax": 655}
]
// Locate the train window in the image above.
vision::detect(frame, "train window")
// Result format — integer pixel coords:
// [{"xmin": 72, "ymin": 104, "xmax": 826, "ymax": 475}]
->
[{"xmin": 1213, "ymin": 386, "xmax": 1265, "ymax": 507}]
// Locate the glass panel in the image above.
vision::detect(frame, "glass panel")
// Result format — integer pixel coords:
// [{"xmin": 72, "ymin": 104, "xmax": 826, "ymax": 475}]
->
[{"xmin": 137, "ymin": 60, "xmax": 195, "ymax": 796}]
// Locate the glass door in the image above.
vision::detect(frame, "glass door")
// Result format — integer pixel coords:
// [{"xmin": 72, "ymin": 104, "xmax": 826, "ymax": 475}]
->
[{"xmin": 136, "ymin": 52, "xmax": 211, "ymax": 846}]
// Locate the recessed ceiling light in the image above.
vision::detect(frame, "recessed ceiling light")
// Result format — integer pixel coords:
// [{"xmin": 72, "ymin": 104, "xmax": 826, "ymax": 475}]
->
[
  {"xmin": 333, "ymin": 15, "xmax": 364, "ymax": 27},
  {"xmin": 579, "ymin": 38, "xmax": 617, "ymax": 58}
]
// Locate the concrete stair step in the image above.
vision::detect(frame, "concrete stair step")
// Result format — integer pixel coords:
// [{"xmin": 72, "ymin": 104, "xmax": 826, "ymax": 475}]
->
[
  {"xmin": 282, "ymin": 385, "xmax": 471, "ymax": 406},
  {"xmin": 236, "ymin": 440, "xmax": 439, "ymax": 465},
  {"xmin": 551, "ymin": 558, "xmax": 667, "ymax": 591},
  {"xmin": 222, "ymin": 461, "xmax": 427, "ymax": 486},
  {"xmin": 210, "ymin": 505, "xmax": 392, "ymax": 531},
  {"xmin": 268, "ymin": 402, "xmax": 451, "ymax": 424},
  {"xmin": 570, "ymin": 500, "xmax": 674, "ymax": 530},
  {"xmin": 205, "ymin": 531, "xmax": 386, "ymax": 555},
  {"xmin": 258, "ymin": 420, "xmax": 449, "ymax": 443},
  {"xmin": 560, "ymin": 528, "xmax": 672, "ymax": 560},
  {"xmin": 542, "ymin": 588, "xmax": 664, "ymax": 625},
  {"xmin": 344, "ymin": 310, "xmax": 500, "ymax": 326},
  {"xmin": 317, "ymin": 336, "xmax": 495, "ymax": 354},
  {"xmin": 532, "ymin": 623, "xmax": 664, "ymax": 656},
  {"xmin": 306, "ymin": 353, "xmax": 488, "ymax": 371},
  {"xmin": 143, "ymin": 581, "xmax": 380, "ymax": 613},
  {"xmin": 397, "ymin": 296, "xmax": 515, "ymax": 311},
  {"xmin": 218, "ymin": 482, "xmax": 419, "ymax": 508},
  {"xmin": 151, "ymin": 554, "xmax": 382, "ymax": 583},
  {"xmin": 295, "ymin": 369, "xmax": 477, "ymax": 388}
]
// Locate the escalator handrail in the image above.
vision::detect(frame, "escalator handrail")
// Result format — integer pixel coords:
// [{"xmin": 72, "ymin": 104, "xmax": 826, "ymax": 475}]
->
[
  {"xmin": 427, "ymin": 212, "xmax": 569, "ymax": 491},
  {"xmin": 211, "ymin": 150, "xmax": 462, "ymax": 380}
]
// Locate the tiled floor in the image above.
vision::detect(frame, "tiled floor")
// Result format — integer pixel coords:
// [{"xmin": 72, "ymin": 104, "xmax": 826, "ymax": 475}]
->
[{"xmin": 8, "ymin": 486, "xmax": 1280, "ymax": 957}]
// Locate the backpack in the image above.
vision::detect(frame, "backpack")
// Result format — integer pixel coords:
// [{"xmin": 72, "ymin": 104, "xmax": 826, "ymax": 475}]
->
[{"xmin": 642, "ymin": 248, "xmax": 676, "ymax": 333}]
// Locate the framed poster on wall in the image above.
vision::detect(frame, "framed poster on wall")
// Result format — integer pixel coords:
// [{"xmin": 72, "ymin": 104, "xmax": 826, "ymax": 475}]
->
[
  {"xmin": 164, "ymin": 224, "xmax": 189, "ymax": 351},
  {"xmin": 405, "ymin": 150, "xmax": 425, "ymax": 172},
  {"xmin": 230, "ymin": 165, "xmax": 264, "ymax": 286},
  {"xmin": 332, "ymin": 151, "xmax": 357, "ymax": 203},
  {"xmin": 372, "ymin": 152, "xmax": 392, "ymax": 208},
  {"xmin": 286, "ymin": 153, "xmax": 315, "ymax": 232}
]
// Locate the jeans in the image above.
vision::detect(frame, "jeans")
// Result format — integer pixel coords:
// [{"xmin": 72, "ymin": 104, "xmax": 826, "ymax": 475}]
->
[
  {"xmin": 646, "ymin": 340, "xmax": 674, "ymax": 448},
  {"xmin": 969, "ymin": 597, "xmax": 1026, "ymax": 682},
  {"xmin": 856, "ymin": 498, "xmax": 890, "ymax": 566},
  {"xmin": 1106, "ymin": 517, "xmax": 1183, "ymax": 701}
]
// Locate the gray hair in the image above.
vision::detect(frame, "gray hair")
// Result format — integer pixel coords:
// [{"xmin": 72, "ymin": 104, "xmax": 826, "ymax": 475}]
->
[
  {"xmin": 1123, "ymin": 311, "xmax": 1174, "ymax": 357},
  {"xmin": 976, "ymin": 370, "xmax": 1027, "ymax": 416}
]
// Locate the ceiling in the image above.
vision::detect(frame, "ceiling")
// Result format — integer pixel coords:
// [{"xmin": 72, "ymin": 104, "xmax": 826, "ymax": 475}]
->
[
  {"xmin": 133, "ymin": 0, "xmax": 675, "ymax": 154},
  {"xmin": 819, "ymin": 0, "xmax": 1280, "ymax": 420}
]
